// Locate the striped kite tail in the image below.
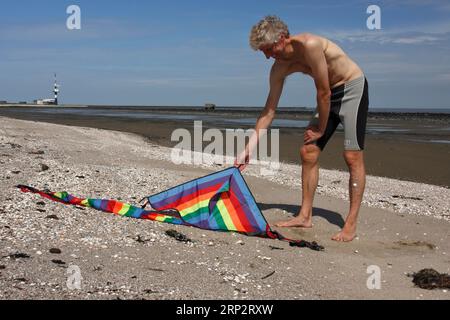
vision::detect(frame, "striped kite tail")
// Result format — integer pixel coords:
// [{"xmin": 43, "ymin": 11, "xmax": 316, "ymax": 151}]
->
[
  {"xmin": 16, "ymin": 185, "xmax": 185, "ymax": 225},
  {"xmin": 17, "ymin": 185, "xmax": 78, "ymax": 206}
]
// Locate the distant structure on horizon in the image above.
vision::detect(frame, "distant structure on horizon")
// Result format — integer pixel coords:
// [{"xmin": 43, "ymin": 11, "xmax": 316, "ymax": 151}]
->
[
  {"xmin": 204, "ymin": 103, "xmax": 216, "ymax": 111},
  {"xmin": 34, "ymin": 74, "xmax": 60, "ymax": 105}
]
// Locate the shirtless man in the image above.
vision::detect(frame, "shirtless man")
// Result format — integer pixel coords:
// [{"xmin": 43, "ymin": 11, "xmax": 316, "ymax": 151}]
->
[{"xmin": 234, "ymin": 16, "xmax": 369, "ymax": 242}]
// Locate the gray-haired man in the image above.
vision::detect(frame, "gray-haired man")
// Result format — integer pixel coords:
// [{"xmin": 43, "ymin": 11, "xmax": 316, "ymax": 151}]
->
[{"xmin": 235, "ymin": 16, "xmax": 369, "ymax": 242}]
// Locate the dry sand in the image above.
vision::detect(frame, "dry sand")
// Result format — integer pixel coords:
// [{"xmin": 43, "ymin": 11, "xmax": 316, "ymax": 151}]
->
[{"xmin": 0, "ymin": 117, "xmax": 449, "ymax": 300}]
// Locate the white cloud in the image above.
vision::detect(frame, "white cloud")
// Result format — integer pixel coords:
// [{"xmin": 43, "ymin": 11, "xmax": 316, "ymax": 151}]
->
[
  {"xmin": 322, "ymin": 28, "xmax": 449, "ymax": 45},
  {"xmin": 0, "ymin": 19, "xmax": 165, "ymax": 42},
  {"xmin": 319, "ymin": 13, "xmax": 450, "ymax": 45},
  {"xmin": 392, "ymin": 35, "xmax": 441, "ymax": 44}
]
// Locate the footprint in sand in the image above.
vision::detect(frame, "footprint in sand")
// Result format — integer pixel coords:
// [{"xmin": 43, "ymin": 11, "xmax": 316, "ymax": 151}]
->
[{"xmin": 393, "ymin": 240, "xmax": 436, "ymax": 250}]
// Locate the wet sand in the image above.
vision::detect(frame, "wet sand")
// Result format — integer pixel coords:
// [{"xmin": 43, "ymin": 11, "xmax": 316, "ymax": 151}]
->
[{"xmin": 0, "ymin": 108, "xmax": 448, "ymax": 187}]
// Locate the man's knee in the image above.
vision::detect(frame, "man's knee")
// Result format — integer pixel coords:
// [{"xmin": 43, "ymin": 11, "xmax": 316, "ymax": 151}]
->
[
  {"xmin": 343, "ymin": 151, "xmax": 364, "ymax": 168},
  {"xmin": 300, "ymin": 144, "xmax": 320, "ymax": 165}
]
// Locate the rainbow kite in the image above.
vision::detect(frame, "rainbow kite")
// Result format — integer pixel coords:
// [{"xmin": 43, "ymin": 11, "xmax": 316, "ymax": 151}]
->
[{"xmin": 17, "ymin": 167, "xmax": 323, "ymax": 251}]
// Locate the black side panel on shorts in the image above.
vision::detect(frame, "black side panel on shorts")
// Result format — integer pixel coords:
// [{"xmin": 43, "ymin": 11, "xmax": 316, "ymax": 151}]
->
[
  {"xmin": 356, "ymin": 79, "xmax": 369, "ymax": 150},
  {"xmin": 315, "ymin": 84, "xmax": 344, "ymax": 150},
  {"xmin": 316, "ymin": 113, "xmax": 340, "ymax": 150}
]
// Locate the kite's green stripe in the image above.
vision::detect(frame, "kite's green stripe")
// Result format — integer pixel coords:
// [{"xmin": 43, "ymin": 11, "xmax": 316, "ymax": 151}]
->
[
  {"xmin": 118, "ymin": 203, "xmax": 131, "ymax": 215},
  {"xmin": 181, "ymin": 206, "xmax": 209, "ymax": 221},
  {"xmin": 216, "ymin": 199, "xmax": 237, "ymax": 231},
  {"xmin": 211, "ymin": 203, "xmax": 227, "ymax": 230}
]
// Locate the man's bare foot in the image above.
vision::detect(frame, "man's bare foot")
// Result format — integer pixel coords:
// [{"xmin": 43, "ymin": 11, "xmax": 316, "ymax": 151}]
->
[
  {"xmin": 275, "ymin": 215, "xmax": 312, "ymax": 228},
  {"xmin": 332, "ymin": 225, "xmax": 356, "ymax": 242}
]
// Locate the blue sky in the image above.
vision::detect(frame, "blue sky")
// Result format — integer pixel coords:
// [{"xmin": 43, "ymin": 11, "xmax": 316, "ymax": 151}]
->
[{"xmin": 1, "ymin": 0, "xmax": 450, "ymax": 108}]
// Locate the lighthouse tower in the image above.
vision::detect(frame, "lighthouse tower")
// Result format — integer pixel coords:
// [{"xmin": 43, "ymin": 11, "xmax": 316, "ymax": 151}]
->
[{"xmin": 53, "ymin": 73, "xmax": 60, "ymax": 105}]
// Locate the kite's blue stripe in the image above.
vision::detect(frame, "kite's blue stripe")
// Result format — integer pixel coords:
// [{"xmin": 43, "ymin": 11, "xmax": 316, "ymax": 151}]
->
[
  {"xmin": 230, "ymin": 169, "xmax": 267, "ymax": 232},
  {"xmin": 149, "ymin": 168, "xmax": 234, "ymax": 206},
  {"xmin": 150, "ymin": 176, "xmax": 230, "ymax": 209}
]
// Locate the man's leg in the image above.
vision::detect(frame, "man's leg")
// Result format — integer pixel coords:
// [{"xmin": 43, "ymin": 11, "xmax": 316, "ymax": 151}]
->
[
  {"xmin": 332, "ymin": 150, "xmax": 366, "ymax": 241},
  {"xmin": 275, "ymin": 144, "xmax": 321, "ymax": 228}
]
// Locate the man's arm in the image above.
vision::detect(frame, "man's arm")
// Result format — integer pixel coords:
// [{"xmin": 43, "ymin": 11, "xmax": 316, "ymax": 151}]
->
[
  {"xmin": 304, "ymin": 38, "xmax": 331, "ymax": 143},
  {"xmin": 235, "ymin": 63, "xmax": 285, "ymax": 168},
  {"xmin": 255, "ymin": 64, "xmax": 285, "ymax": 135}
]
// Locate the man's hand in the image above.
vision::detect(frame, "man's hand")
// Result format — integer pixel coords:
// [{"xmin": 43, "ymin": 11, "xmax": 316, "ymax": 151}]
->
[
  {"xmin": 234, "ymin": 149, "xmax": 251, "ymax": 172},
  {"xmin": 304, "ymin": 126, "xmax": 323, "ymax": 144}
]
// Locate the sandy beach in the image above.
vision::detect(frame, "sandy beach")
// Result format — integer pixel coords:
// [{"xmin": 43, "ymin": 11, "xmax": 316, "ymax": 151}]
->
[{"xmin": 1, "ymin": 116, "xmax": 449, "ymax": 300}]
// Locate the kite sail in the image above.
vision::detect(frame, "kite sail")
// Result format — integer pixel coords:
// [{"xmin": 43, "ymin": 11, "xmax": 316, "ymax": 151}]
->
[{"xmin": 17, "ymin": 167, "xmax": 323, "ymax": 251}]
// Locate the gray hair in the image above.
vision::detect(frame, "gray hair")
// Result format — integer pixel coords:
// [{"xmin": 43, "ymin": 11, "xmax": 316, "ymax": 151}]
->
[{"xmin": 249, "ymin": 15, "xmax": 290, "ymax": 51}]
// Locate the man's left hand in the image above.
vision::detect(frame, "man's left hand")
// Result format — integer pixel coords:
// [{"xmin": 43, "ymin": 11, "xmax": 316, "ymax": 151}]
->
[{"xmin": 304, "ymin": 126, "xmax": 323, "ymax": 144}]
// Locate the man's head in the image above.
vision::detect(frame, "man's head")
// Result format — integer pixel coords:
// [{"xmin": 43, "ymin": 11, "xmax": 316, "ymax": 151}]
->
[{"xmin": 249, "ymin": 15, "xmax": 290, "ymax": 59}]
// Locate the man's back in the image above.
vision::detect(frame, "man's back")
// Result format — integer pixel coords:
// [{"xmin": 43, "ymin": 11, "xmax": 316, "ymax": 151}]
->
[{"xmin": 274, "ymin": 33, "xmax": 363, "ymax": 88}]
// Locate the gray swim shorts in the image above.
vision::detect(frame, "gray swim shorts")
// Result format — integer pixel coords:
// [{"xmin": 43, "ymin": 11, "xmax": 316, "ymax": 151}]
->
[{"xmin": 309, "ymin": 75, "xmax": 369, "ymax": 151}]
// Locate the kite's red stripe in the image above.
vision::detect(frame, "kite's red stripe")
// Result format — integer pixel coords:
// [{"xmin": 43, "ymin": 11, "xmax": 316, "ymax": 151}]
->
[
  {"xmin": 19, "ymin": 186, "xmax": 74, "ymax": 206},
  {"xmin": 141, "ymin": 212, "xmax": 173, "ymax": 221},
  {"xmin": 176, "ymin": 189, "xmax": 219, "ymax": 212},
  {"xmin": 112, "ymin": 201, "xmax": 124, "ymax": 215},
  {"xmin": 156, "ymin": 182, "xmax": 224, "ymax": 211},
  {"xmin": 105, "ymin": 200, "xmax": 116, "ymax": 213},
  {"xmin": 220, "ymin": 192, "xmax": 247, "ymax": 232},
  {"xmin": 38, "ymin": 191, "xmax": 68, "ymax": 204},
  {"xmin": 68, "ymin": 196, "xmax": 84, "ymax": 206},
  {"xmin": 228, "ymin": 189, "xmax": 255, "ymax": 233}
]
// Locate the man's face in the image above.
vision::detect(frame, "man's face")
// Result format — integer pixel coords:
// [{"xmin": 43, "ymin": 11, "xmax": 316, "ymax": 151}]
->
[{"xmin": 259, "ymin": 36, "xmax": 285, "ymax": 60}]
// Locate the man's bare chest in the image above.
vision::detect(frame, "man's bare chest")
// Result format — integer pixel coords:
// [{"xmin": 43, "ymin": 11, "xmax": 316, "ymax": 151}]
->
[{"xmin": 285, "ymin": 61, "xmax": 313, "ymax": 77}]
